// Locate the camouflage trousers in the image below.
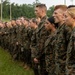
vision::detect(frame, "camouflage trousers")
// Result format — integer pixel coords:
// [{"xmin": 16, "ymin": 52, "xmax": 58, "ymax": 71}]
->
[
  {"xmin": 55, "ymin": 62, "xmax": 66, "ymax": 75},
  {"xmin": 48, "ymin": 64, "xmax": 56, "ymax": 75},
  {"xmin": 66, "ymin": 65, "xmax": 75, "ymax": 75},
  {"xmin": 39, "ymin": 59, "xmax": 48, "ymax": 75}
]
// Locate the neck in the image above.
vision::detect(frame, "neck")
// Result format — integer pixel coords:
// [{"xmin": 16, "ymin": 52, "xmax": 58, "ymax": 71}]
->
[
  {"xmin": 40, "ymin": 14, "xmax": 46, "ymax": 19},
  {"xmin": 34, "ymin": 25, "xmax": 38, "ymax": 29},
  {"xmin": 58, "ymin": 21, "xmax": 64, "ymax": 26},
  {"xmin": 71, "ymin": 22, "xmax": 75, "ymax": 29},
  {"xmin": 51, "ymin": 27, "xmax": 56, "ymax": 33}
]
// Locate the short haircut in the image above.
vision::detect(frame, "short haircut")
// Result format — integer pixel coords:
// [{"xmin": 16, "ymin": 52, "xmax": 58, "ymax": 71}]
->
[
  {"xmin": 35, "ymin": 4, "xmax": 47, "ymax": 11},
  {"xmin": 54, "ymin": 5, "xmax": 67, "ymax": 11}
]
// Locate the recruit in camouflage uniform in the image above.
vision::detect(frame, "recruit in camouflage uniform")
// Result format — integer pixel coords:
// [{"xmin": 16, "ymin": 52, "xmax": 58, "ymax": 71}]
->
[
  {"xmin": 34, "ymin": 16, "xmax": 48, "ymax": 75},
  {"xmin": 44, "ymin": 33, "xmax": 56, "ymax": 75},
  {"xmin": 30, "ymin": 18, "xmax": 39, "ymax": 75},
  {"xmin": 54, "ymin": 24, "xmax": 71, "ymax": 75},
  {"xmin": 63, "ymin": 7, "xmax": 75, "ymax": 75},
  {"xmin": 44, "ymin": 16, "xmax": 58, "ymax": 75},
  {"xmin": 33, "ymin": 4, "xmax": 48, "ymax": 75},
  {"xmin": 52, "ymin": 5, "xmax": 72, "ymax": 75},
  {"xmin": 66, "ymin": 27, "xmax": 75, "ymax": 75}
]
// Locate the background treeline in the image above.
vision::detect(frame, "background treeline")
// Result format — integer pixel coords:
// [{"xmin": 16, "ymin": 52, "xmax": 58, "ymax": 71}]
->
[{"xmin": 0, "ymin": 0, "xmax": 54, "ymax": 19}]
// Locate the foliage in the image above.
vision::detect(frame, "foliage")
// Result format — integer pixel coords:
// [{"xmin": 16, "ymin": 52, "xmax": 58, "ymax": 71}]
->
[
  {"xmin": 47, "ymin": 5, "xmax": 54, "ymax": 17},
  {"xmin": 0, "ymin": 0, "xmax": 54, "ymax": 20}
]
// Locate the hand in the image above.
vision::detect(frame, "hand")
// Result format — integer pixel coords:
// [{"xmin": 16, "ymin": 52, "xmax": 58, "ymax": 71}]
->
[
  {"xmin": 33, "ymin": 58, "xmax": 39, "ymax": 63},
  {"xmin": 16, "ymin": 42, "xmax": 19, "ymax": 45}
]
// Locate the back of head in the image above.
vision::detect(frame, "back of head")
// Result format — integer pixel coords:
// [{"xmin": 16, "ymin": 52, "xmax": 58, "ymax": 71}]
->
[
  {"xmin": 48, "ymin": 16, "xmax": 55, "ymax": 24},
  {"xmin": 31, "ymin": 18, "xmax": 38, "ymax": 24},
  {"xmin": 48, "ymin": 16, "xmax": 58, "ymax": 28}
]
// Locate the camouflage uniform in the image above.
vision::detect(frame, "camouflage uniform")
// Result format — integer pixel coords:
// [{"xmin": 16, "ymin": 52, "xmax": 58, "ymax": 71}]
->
[
  {"xmin": 5, "ymin": 27, "xmax": 10, "ymax": 49},
  {"xmin": 12, "ymin": 25, "xmax": 20, "ymax": 60},
  {"xmin": 3, "ymin": 26, "xmax": 9, "ymax": 49},
  {"xmin": 10, "ymin": 25, "xmax": 17, "ymax": 58},
  {"xmin": 31, "ymin": 28, "xmax": 37, "ymax": 59},
  {"xmin": 35, "ymin": 16, "xmax": 48, "ymax": 75},
  {"xmin": 21, "ymin": 25, "xmax": 31, "ymax": 67},
  {"xmin": 8, "ymin": 27, "xmax": 13, "ymax": 52},
  {"xmin": 66, "ymin": 27, "xmax": 75, "ymax": 75},
  {"xmin": 30, "ymin": 27, "xmax": 39, "ymax": 75},
  {"xmin": 24, "ymin": 26, "xmax": 32, "ymax": 67},
  {"xmin": 54, "ymin": 24, "xmax": 71, "ymax": 75},
  {"xmin": 20, "ymin": 25, "xmax": 27, "ymax": 62},
  {"xmin": 0, "ymin": 27, "xmax": 5, "ymax": 48},
  {"xmin": 44, "ymin": 32, "xmax": 56, "ymax": 75},
  {"xmin": 9, "ymin": 26, "xmax": 16, "ymax": 55}
]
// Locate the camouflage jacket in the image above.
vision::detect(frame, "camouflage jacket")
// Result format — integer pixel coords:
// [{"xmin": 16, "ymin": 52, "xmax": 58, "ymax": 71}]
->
[
  {"xmin": 35, "ymin": 16, "xmax": 49, "ymax": 60},
  {"xmin": 44, "ymin": 31, "xmax": 56, "ymax": 72},
  {"xmin": 66, "ymin": 27, "xmax": 75, "ymax": 68},
  {"xmin": 55, "ymin": 24, "xmax": 72, "ymax": 63}
]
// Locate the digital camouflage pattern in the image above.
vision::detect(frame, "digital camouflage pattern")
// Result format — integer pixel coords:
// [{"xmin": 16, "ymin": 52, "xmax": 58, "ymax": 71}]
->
[
  {"xmin": 66, "ymin": 27, "xmax": 75, "ymax": 75},
  {"xmin": 54, "ymin": 24, "xmax": 72, "ymax": 75},
  {"xmin": 35, "ymin": 16, "xmax": 49, "ymax": 75},
  {"xmin": 44, "ymin": 32, "xmax": 56, "ymax": 75}
]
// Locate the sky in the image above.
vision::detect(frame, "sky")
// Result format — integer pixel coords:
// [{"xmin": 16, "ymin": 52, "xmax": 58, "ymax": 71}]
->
[
  {"xmin": 9, "ymin": 0, "xmax": 75, "ymax": 9},
  {"xmin": 0, "ymin": 0, "xmax": 75, "ymax": 9}
]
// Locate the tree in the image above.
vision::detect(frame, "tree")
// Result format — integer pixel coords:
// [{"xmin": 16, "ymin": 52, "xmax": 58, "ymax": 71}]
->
[
  {"xmin": 0, "ymin": 0, "xmax": 55, "ymax": 20},
  {"xmin": 47, "ymin": 5, "xmax": 54, "ymax": 17}
]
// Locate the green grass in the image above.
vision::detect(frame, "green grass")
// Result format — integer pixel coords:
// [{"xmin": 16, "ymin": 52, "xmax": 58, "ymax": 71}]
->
[
  {"xmin": 2, "ymin": 18, "xmax": 10, "ymax": 22},
  {"xmin": 0, "ymin": 47, "xmax": 34, "ymax": 75},
  {"xmin": 0, "ymin": 18, "xmax": 9, "ymax": 22}
]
